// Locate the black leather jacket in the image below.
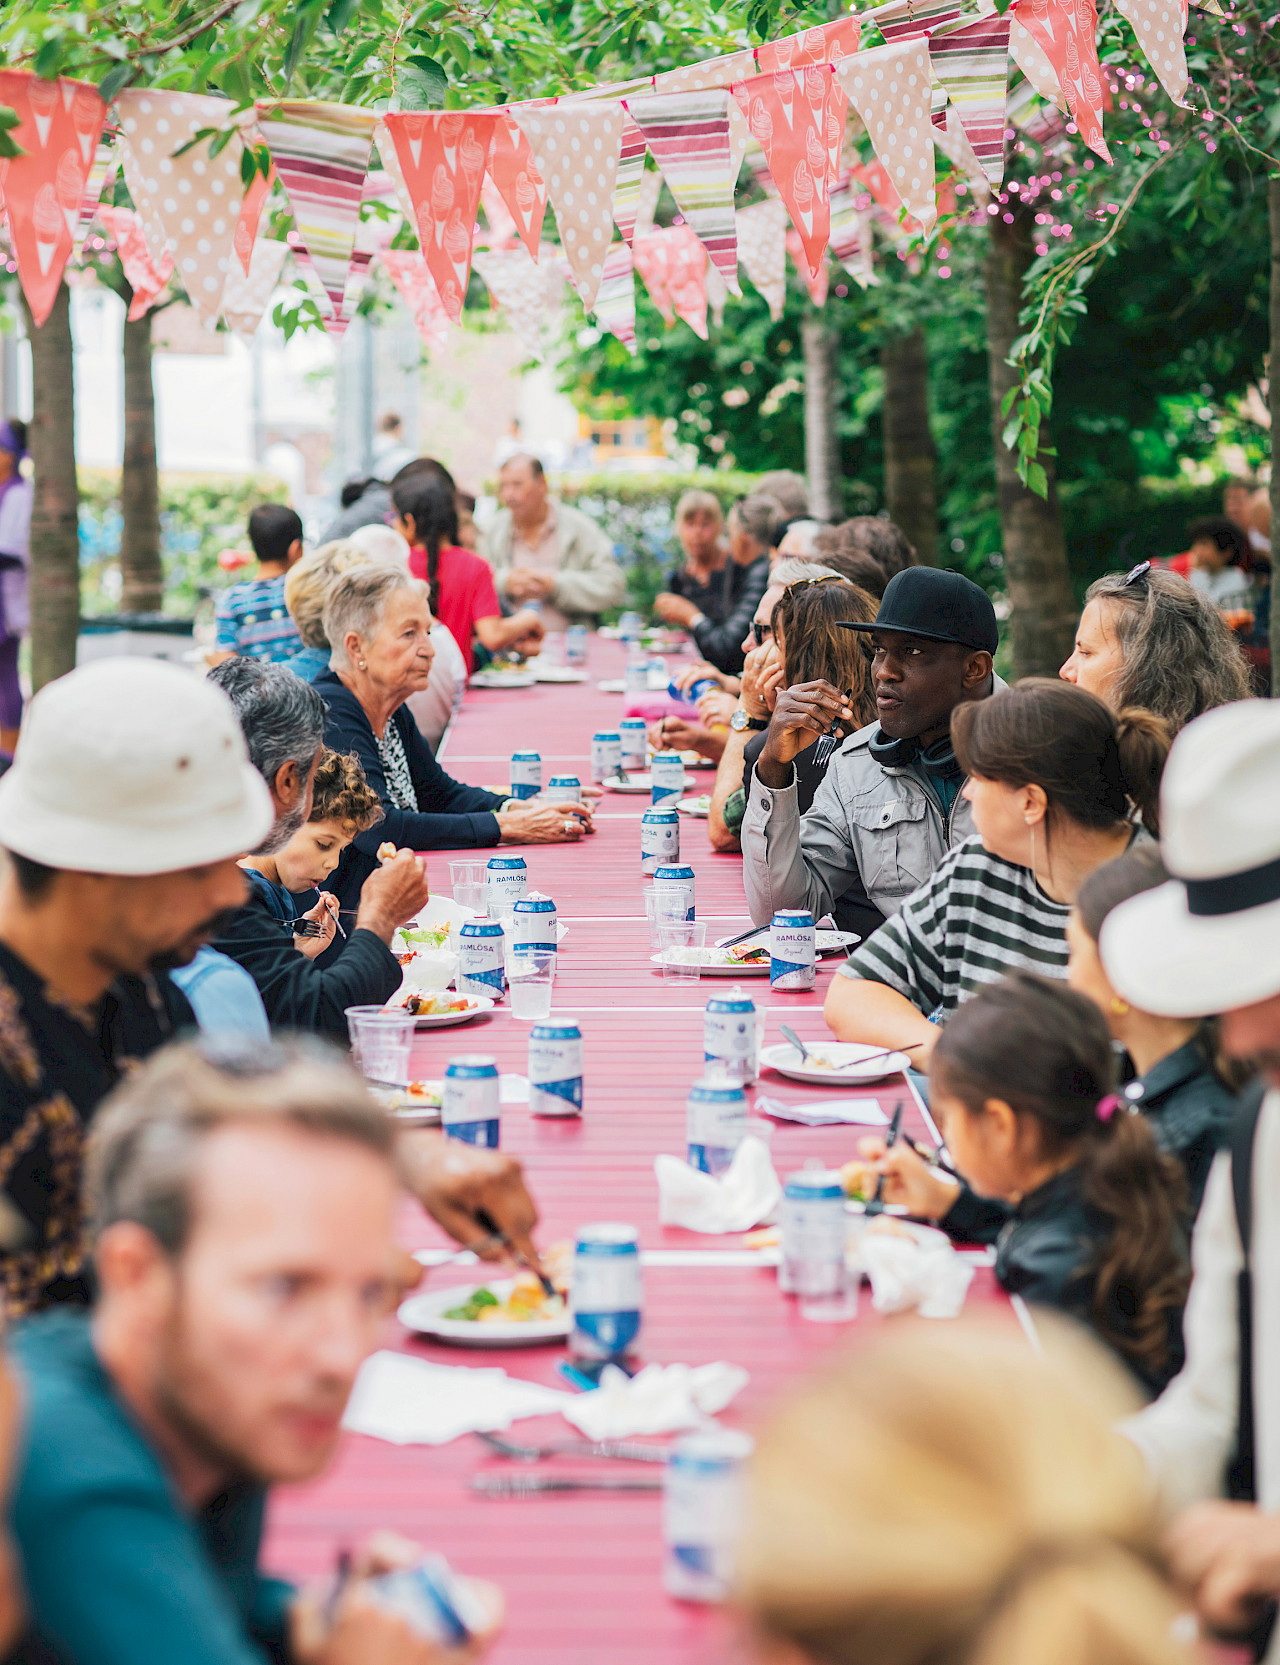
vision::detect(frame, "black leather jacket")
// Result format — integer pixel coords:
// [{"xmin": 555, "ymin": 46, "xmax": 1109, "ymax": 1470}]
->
[{"xmin": 1126, "ymin": 1038, "xmax": 1237, "ymax": 1217}]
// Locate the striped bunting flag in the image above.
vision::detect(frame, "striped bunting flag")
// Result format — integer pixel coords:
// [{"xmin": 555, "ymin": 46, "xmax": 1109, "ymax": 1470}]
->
[
  {"xmin": 633, "ymin": 167, "xmax": 664, "ymax": 242},
  {"xmin": 836, "ymin": 40, "xmax": 937, "ymax": 238},
  {"xmin": 871, "ymin": 0, "xmax": 964, "ymax": 40},
  {"xmin": 828, "ymin": 178, "xmax": 876, "ymax": 287},
  {"xmin": 379, "ymin": 112, "xmax": 499, "ymax": 321},
  {"xmin": 928, "ymin": 11, "xmax": 1013, "ymax": 184},
  {"xmin": 73, "ymin": 138, "xmax": 115, "ymax": 257},
  {"xmin": 592, "ymin": 240, "xmax": 637, "ymax": 352},
  {"xmin": 256, "ymin": 100, "xmax": 378, "ymax": 327},
  {"xmin": 652, "ymin": 49, "xmax": 756, "ymax": 186},
  {"xmin": 1011, "ymin": 0, "xmax": 1111, "ymax": 162},
  {"xmin": 625, "ymin": 88, "xmax": 739, "ymax": 293},
  {"xmin": 611, "ymin": 115, "xmax": 649, "ymax": 246},
  {"xmin": 736, "ymin": 197, "xmax": 787, "ymax": 320}
]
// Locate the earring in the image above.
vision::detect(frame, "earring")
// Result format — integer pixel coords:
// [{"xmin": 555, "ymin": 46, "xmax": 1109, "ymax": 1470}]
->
[
  {"xmin": 358, "ymin": 659, "xmax": 367, "ymax": 669},
  {"xmin": 1109, "ymin": 996, "xmax": 1130, "ymax": 1017},
  {"xmin": 1027, "ymin": 822, "xmax": 1036, "ymax": 887}
]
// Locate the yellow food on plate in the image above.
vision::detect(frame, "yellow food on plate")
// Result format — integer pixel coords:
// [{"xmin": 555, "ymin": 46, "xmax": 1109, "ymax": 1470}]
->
[{"xmin": 401, "ymin": 993, "xmax": 472, "ymax": 1017}]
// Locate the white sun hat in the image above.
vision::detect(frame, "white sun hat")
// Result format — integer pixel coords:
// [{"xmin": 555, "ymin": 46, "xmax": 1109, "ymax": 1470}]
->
[
  {"xmin": 1100, "ymin": 700, "xmax": 1280, "ymax": 1018},
  {"xmin": 0, "ymin": 658, "xmax": 274, "ymax": 876}
]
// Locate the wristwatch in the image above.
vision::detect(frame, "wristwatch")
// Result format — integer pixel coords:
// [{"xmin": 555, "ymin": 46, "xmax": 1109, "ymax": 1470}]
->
[{"xmin": 729, "ymin": 707, "xmax": 769, "ymax": 732}]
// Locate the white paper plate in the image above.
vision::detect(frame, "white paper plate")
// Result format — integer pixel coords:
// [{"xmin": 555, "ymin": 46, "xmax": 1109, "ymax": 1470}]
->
[
  {"xmin": 470, "ymin": 669, "xmax": 537, "ymax": 689},
  {"xmin": 650, "ymin": 949, "xmax": 771, "ymax": 976},
  {"xmin": 398, "ymin": 1277, "xmax": 571, "ymax": 1347},
  {"xmin": 759, "ymin": 1041, "xmax": 911, "ymax": 1085},
  {"xmin": 385, "ymin": 993, "xmax": 495, "ymax": 1029},
  {"xmin": 606, "ymin": 772, "xmax": 653, "ymax": 794},
  {"xmin": 530, "ymin": 665, "xmax": 587, "ymax": 684},
  {"xmin": 369, "ymin": 1083, "xmax": 443, "ymax": 1126},
  {"xmin": 597, "ymin": 678, "xmax": 628, "ymax": 693},
  {"xmin": 676, "ymin": 795, "xmax": 711, "ymax": 818}
]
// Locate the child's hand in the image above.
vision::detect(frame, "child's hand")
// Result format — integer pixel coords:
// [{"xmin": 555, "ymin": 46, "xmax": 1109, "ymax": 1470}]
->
[
  {"xmin": 294, "ymin": 892, "xmax": 338, "ymax": 960},
  {"xmin": 855, "ymin": 1135, "xmax": 959, "ymax": 1222}
]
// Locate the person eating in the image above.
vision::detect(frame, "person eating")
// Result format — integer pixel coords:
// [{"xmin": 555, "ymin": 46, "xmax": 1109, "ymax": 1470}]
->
[{"xmin": 741, "ymin": 566, "xmax": 1001, "ymax": 932}]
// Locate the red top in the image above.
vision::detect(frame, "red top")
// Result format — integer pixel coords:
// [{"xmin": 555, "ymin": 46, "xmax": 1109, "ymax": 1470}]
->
[{"xmin": 409, "ymin": 542, "xmax": 500, "ymax": 675}]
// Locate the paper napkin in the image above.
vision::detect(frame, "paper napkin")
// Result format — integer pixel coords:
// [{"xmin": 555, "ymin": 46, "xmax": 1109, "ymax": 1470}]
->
[
  {"xmin": 342, "ymin": 1350, "xmax": 573, "ymax": 1445},
  {"xmin": 861, "ymin": 1232, "xmax": 975, "ymax": 1319},
  {"xmin": 561, "ymin": 1360, "xmax": 749, "ymax": 1440},
  {"xmin": 655, "ymin": 1136, "xmax": 781, "ymax": 1233},
  {"xmin": 755, "ymin": 1096, "xmax": 888, "ymax": 1127}
]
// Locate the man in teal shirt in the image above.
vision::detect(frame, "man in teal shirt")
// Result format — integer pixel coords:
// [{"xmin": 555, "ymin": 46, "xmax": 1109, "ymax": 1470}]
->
[{"xmin": 9, "ymin": 1036, "xmax": 501, "ymax": 1665}]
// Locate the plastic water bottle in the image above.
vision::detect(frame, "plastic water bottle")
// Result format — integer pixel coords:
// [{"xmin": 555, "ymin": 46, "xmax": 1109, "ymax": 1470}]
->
[
  {"xmin": 686, "ymin": 1077, "xmax": 747, "ymax": 1176},
  {"xmin": 663, "ymin": 1430, "xmax": 755, "ymax": 1603}
]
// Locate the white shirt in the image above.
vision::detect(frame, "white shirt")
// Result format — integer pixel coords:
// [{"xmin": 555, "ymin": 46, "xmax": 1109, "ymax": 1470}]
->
[{"xmin": 1190, "ymin": 563, "xmax": 1253, "ymax": 611}]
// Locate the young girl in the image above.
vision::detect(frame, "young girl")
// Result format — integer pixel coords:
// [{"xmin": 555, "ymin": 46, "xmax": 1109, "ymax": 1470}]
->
[
  {"xmin": 865, "ymin": 972, "xmax": 1189, "ymax": 1397},
  {"xmin": 241, "ymin": 749, "xmax": 383, "ymax": 959}
]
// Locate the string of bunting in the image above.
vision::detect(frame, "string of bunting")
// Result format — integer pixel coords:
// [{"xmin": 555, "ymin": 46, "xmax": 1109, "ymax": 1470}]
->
[{"xmin": 0, "ymin": 0, "xmax": 1187, "ymax": 343}]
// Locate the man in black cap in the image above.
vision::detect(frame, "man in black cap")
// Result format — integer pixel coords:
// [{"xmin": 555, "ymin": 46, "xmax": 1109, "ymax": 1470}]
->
[{"xmin": 741, "ymin": 567, "xmax": 1001, "ymax": 933}]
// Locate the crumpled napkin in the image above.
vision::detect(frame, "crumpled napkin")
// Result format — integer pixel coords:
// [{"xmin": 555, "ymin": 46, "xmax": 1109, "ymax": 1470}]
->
[
  {"xmin": 655, "ymin": 1136, "xmax": 781, "ymax": 1233},
  {"xmin": 562, "ymin": 1361, "xmax": 749, "ymax": 1440},
  {"xmin": 756, "ymin": 1095, "xmax": 888, "ymax": 1128},
  {"xmin": 342, "ymin": 1350, "xmax": 573, "ymax": 1445},
  {"xmin": 861, "ymin": 1231, "xmax": 975, "ymax": 1319}
]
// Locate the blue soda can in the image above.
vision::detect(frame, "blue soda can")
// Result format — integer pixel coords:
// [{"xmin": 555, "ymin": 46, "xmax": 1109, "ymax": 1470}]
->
[
  {"xmin": 529, "ymin": 1020, "xmax": 583, "ymax": 1118},
  {"xmin": 458, "ymin": 919, "xmax": 505, "ymax": 998},
  {"xmin": 512, "ymin": 893, "xmax": 558, "ymax": 956},
  {"xmin": 624, "ymin": 648, "xmax": 648, "ymax": 694},
  {"xmin": 509, "ymin": 750, "xmax": 541, "ymax": 800},
  {"xmin": 619, "ymin": 717, "xmax": 648, "ymax": 771},
  {"xmin": 704, "ymin": 987, "xmax": 757, "ymax": 1084},
  {"xmin": 545, "ymin": 774, "xmax": 582, "ymax": 804},
  {"xmin": 779, "ymin": 1168, "xmax": 846, "ymax": 1296},
  {"xmin": 653, "ymin": 862, "xmax": 695, "ymax": 921},
  {"xmin": 651, "ymin": 751, "xmax": 685, "ymax": 805},
  {"xmin": 590, "ymin": 730, "xmax": 623, "ymax": 784},
  {"xmin": 641, "ymin": 807, "xmax": 680, "ymax": 874},
  {"xmin": 770, "ymin": 908, "xmax": 816, "ymax": 991},
  {"xmin": 565, "ymin": 624, "xmax": 589, "ymax": 666},
  {"xmin": 571, "ymin": 1223, "xmax": 643, "ymax": 1362},
  {"xmin": 663, "ymin": 1429, "xmax": 755, "ymax": 1603},
  {"xmin": 618, "ymin": 611, "xmax": 643, "ymax": 644},
  {"xmin": 485, "ymin": 855, "xmax": 528, "ymax": 917},
  {"xmin": 686, "ymin": 1077, "xmax": 748, "ymax": 1176},
  {"xmin": 668, "ymin": 677, "xmax": 719, "ymax": 706},
  {"xmin": 442, "ymin": 1055, "xmax": 500, "ymax": 1147}
]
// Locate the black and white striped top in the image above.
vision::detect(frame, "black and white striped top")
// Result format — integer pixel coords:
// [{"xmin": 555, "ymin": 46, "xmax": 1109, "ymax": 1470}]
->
[{"xmin": 839, "ymin": 835, "xmax": 1072, "ymax": 1016}]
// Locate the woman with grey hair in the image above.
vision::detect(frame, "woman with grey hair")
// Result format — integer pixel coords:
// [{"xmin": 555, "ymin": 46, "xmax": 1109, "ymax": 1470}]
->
[
  {"xmin": 654, "ymin": 492, "xmax": 782, "ymax": 676},
  {"xmin": 316, "ymin": 561, "xmax": 593, "ymax": 913},
  {"xmin": 1060, "ymin": 564, "xmax": 1252, "ymax": 733}
]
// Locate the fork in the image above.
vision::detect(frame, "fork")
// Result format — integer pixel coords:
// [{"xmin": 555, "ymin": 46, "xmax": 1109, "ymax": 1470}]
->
[{"xmin": 282, "ymin": 917, "xmax": 325, "ymax": 939}]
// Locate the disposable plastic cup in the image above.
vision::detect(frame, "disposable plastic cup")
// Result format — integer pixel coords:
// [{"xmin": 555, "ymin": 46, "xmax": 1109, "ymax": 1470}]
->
[
  {"xmin": 644, "ymin": 886, "xmax": 690, "ymax": 948},
  {"xmin": 345, "ymin": 1006, "xmax": 415, "ymax": 1084},
  {"xmin": 450, "ymin": 860, "xmax": 487, "ymax": 914},
  {"xmin": 659, "ymin": 921, "xmax": 707, "ymax": 982},
  {"xmin": 508, "ymin": 949, "xmax": 556, "ymax": 1021}
]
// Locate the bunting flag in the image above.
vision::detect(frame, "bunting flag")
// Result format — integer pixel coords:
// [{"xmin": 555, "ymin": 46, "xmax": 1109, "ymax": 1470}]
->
[
  {"xmin": 929, "ymin": 11, "xmax": 1013, "ymax": 184},
  {"xmin": 220, "ymin": 237, "xmax": 290, "ymax": 340},
  {"xmin": 829, "ymin": 178, "xmax": 875, "ymax": 286},
  {"xmin": 479, "ymin": 177, "xmax": 518, "ymax": 247},
  {"xmin": 289, "ymin": 240, "xmax": 347, "ymax": 335},
  {"xmin": 97, "ymin": 205, "xmax": 173, "ymax": 319},
  {"xmin": 756, "ymin": 15, "xmax": 861, "ymax": 73},
  {"xmin": 633, "ymin": 223, "xmax": 708, "ymax": 338},
  {"xmin": 379, "ymin": 111, "xmax": 498, "ymax": 321},
  {"xmin": 625, "ymin": 88, "xmax": 739, "ymax": 293},
  {"xmin": 373, "ymin": 117, "xmax": 417, "ymax": 227},
  {"xmin": 1010, "ymin": 18, "xmax": 1066, "ymax": 103},
  {"xmin": 1011, "ymin": 0, "xmax": 1111, "ymax": 161},
  {"xmin": 486, "ymin": 109, "xmax": 550, "ymax": 261},
  {"xmin": 234, "ymin": 162, "xmax": 276, "ymax": 276},
  {"xmin": 115, "ymin": 90, "xmax": 250, "ymax": 327},
  {"xmin": 1113, "ymin": 0, "xmax": 1188, "ymax": 104},
  {"xmin": 706, "ymin": 258, "xmax": 728, "ymax": 328},
  {"xmin": 652, "ymin": 49, "xmax": 756, "ymax": 185},
  {"xmin": 611, "ymin": 115, "xmax": 649, "ymax": 246},
  {"xmin": 379, "ymin": 249, "xmax": 452, "ymax": 352},
  {"xmin": 592, "ymin": 239, "xmax": 637, "ymax": 352},
  {"xmin": 633, "ymin": 166, "xmax": 663, "ymax": 243},
  {"xmin": 787, "ymin": 227, "xmax": 828, "ymax": 306},
  {"xmin": 873, "ymin": 0, "xmax": 965, "ymax": 40},
  {"xmin": 836, "ymin": 40, "xmax": 937, "ymax": 237},
  {"xmin": 0, "ymin": 71, "xmax": 107, "ymax": 326},
  {"xmin": 510, "ymin": 102, "xmax": 626, "ymax": 311},
  {"xmin": 731, "ymin": 67, "xmax": 834, "ymax": 279},
  {"xmin": 933, "ymin": 99, "xmax": 992, "ymax": 193},
  {"xmin": 255, "ymin": 100, "xmax": 379, "ymax": 325},
  {"xmin": 849, "ymin": 157, "xmax": 903, "ymax": 216},
  {"xmin": 736, "ymin": 196, "xmax": 787, "ymax": 319},
  {"xmin": 73, "ymin": 139, "xmax": 115, "ymax": 257},
  {"xmin": 473, "ymin": 242, "xmax": 563, "ymax": 361}
]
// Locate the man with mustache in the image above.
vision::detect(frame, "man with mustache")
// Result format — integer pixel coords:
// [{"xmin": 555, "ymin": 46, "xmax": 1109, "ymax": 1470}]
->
[{"xmin": 0, "ymin": 659, "xmax": 275, "ymax": 1314}]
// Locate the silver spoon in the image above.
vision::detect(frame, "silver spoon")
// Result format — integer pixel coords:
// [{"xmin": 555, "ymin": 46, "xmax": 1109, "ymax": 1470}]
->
[{"xmin": 780, "ymin": 1024, "xmax": 811, "ymax": 1065}]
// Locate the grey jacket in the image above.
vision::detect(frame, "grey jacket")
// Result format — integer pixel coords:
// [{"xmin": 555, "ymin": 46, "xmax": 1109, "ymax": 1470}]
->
[
  {"xmin": 741, "ymin": 715, "xmax": 986, "ymax": 928},
  {"xmin": 480, "ymin": 499, "xmax": 627, "ymax": 622}
]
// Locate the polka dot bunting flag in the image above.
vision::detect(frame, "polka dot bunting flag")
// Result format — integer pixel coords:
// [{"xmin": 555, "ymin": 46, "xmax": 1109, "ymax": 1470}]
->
[
  {"xmin": 1113, "ymin": 0, "xmax": 1188, "ymax": 105},
  {"xmin": 473, "ymin": 242, "xmax": 565, "ymax": 362},
  {"xmin": 510, "ymin": 102, "xmax": 627, "ymax": 312},
  {"xmin": 836, "ymin": 39, "xmax": 938, "ymax": 240},
  {"xmin": 735, "ymin": 196, "xmax": 788, "ymax": 320},
  {"xmin": 1009, "ymin": 19, "xmax": 1067, "ymax": 106},
  {"xmin": 0, "ymin": 69, "xmax": 107, "ymax": 327},
  {"xmin": 115, "ymin": 88, "xmax": 247, "ymax": 328}
]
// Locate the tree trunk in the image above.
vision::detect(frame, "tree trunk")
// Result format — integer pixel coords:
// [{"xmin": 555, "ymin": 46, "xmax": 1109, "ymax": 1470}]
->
[
  {"xmin": 881, "ymin": 325, "xmax": 939, "ymax": 564},
  {"xmin": 802, "ymin": 314, "xmax": 841, "ymax": 521},
  {"xmin": 984, "ymin": 213, "xmax": 1078, "ymax": 680},
  {"xmin": 1269, "ymin": 177, "xmax": 1280, "ymax": 694},
  {"xmin": 22, "ymin": 285, "xmax": 80, "ymax": 690},
  {"xmin": 120, "ymin": 306, "xmax": 163, "ymax": 613}
]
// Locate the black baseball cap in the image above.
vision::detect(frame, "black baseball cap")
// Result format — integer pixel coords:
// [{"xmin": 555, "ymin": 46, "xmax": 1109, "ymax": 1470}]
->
[{"xmin": 838, "ymin": 566, "xmax": 999, "ymax": 655}]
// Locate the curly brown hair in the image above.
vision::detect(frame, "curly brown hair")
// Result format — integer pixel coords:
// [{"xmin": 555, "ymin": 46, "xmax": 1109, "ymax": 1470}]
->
[{"xmin": 308, "ymin": 749, "xmax": 384, "ymax": 834}]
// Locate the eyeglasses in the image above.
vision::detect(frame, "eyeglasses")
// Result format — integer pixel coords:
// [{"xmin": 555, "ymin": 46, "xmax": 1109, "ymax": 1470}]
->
[
  {"xmin": 1123, "ymin": 560, "xmax": 1152, "ymax": 587},
  {"xmin": 751, "ymin": 620, "xmax": 773, "ymax": 646}
]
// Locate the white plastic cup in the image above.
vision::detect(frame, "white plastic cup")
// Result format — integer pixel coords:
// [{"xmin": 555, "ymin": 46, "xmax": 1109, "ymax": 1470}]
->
[
  {"xmin": 658, "ymin": 920, "xmax": 707, "ymax": 982},
  {"xmin": 508, "ymin": 948, "xmax": 556, "ymax": 1020},
  {"xmin": 344, "ymin": 1006, "xmax": 416, "ymax": 1084},
  {"xmin": 644, "ymin": 885, "xmax": 691, "ymax": 947},
  {"xmin": 449, "ymin": 860, "xmax": 487, "ymax": 914}
]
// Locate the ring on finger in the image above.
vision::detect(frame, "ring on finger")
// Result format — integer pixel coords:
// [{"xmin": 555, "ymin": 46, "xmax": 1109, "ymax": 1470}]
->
[{"xmin": 563, "ymin": 819, "xmax": 575, "ymax": 834}]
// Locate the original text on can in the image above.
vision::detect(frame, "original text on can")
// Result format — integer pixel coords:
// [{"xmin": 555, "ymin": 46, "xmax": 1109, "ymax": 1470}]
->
[{"xmin": 770, "ymin": 908, "xmax": 816, "ymax": 991}]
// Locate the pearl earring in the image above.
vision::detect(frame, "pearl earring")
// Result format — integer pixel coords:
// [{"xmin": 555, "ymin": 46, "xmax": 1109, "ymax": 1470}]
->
[{"xmin": 358, "ymin": 659, "xmax": 367, "ymax": 669}]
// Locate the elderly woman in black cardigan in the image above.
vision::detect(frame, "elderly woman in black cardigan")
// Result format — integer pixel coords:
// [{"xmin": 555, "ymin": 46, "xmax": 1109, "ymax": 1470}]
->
[{"xmin": 317, "ymin": 561, "xmax": 592, "ymax": 911}]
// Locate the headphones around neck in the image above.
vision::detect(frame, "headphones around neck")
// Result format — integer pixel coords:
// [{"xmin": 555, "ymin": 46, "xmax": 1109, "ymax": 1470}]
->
[{"xmin": 867, "ymin": 729, "xmax": 961, "ymax": 777}]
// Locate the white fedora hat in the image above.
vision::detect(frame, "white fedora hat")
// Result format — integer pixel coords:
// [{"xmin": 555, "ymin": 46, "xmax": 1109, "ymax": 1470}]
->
[
  {"xmin": 0, "ymin": 658, "xmax": 274, "ymax": 876},
  {"xmin": 1101, "ymin": 700, "xmax": 1280, "ymax": 1018}
]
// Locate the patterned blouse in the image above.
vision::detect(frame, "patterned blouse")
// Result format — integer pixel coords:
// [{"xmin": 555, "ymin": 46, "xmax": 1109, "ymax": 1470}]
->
[{"xmin": 376, "ymin": 720, "xmax": 418, "ymax": 812}]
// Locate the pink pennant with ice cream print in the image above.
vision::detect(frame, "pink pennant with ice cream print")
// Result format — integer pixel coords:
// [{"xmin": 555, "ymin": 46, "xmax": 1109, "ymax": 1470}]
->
[
  {"xmin": 97, "ymin": 206, "xmax": 173, "ymax": 319},
  {"xmin": 510, "ymin": 102, "xmax": 626, "ymax": 312},
  {"xmin": 116, "ymin": 89, "xmax": 248, "ymax": 327},
  {"xmin": 731, "ymin": 67, "xmax": 834, "ymax": 279},
  {"xmin": 1011, "ymin": 0, "xmax": 1111, "ymax": 161},
  {"xmin": 0, "ymin": 70, "xmax": 106, "ymax": 327},
  {"xmin": 234, "ymin": 162, "xmax": 276, "ymax": 276},
  {"xmin": 219, "ymin": 237, "xmax": 290, "ymax": 341},
  {"xmin": 736, "ymin": 197, "xmax": 788, "ymax": 319},
  {"xmin": 757, "ymin": 13, "xmax": 859, "ymax": 188},
  {"xmin": 379, "ymin": 250, "xmax": 452, "ymax": 353},
  {"xmin": 1113, "ymin": 0, "xmax": 1188, "ymax": 104},
  {"xmin": 836, "ymin": 40, "xmax": 938, "ymax": 238},
  {"xmin": 380, "ymin": 111, "xmax": 499, "ymax": 322},
  {"xmin": 787, "ymin": 227, "xmax": 828, "ymax": 306},
  {"xmin": 633, "ymin": 223, "xmax": 708, "ymax": 339},
  {"xmin": 487, "ymin": 109, "xmax": 550, "ymax": 261}
]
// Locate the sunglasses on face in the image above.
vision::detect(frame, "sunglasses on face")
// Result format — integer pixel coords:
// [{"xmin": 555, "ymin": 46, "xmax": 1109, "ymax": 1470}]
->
[{"xmin": 751, "ymin": 621, "xmax": 774, "ymax": 647}]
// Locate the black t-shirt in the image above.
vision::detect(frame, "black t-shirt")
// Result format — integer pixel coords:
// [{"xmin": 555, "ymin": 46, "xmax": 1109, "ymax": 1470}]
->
[
  {"xmin": 0, "ymin": 943, "xmax": 193, "ymax": 1316},
  {"xmin": 666, "ymin": 559, "xmax": 734, "ymax": 624}
]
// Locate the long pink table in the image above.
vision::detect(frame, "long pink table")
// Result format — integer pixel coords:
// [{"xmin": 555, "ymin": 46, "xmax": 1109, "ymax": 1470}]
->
[{"xmin": 266, "ymin": 638, "xmax": 1008, "ymax": 1663}]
